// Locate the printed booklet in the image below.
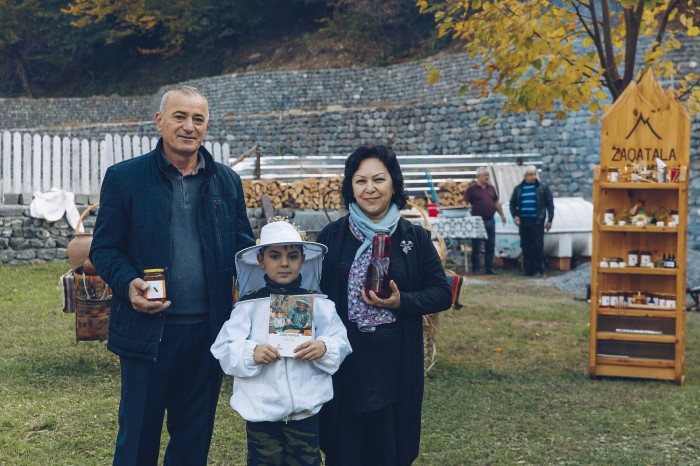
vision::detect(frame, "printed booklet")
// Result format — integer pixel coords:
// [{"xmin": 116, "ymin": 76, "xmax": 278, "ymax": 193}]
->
[{"xmin": 268, "ymin": 294, "xmax": 314, "ymax": 357}]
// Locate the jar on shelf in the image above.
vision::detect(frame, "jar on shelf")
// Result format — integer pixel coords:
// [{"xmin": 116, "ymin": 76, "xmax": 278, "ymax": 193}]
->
[
  {"xmin": 666, "ymin": 294, "xmax": 676, "ymax": 309},
  {"xmin": 627, "ymin": 250, "xmax": 639, "ymax": 267},
  {"xmin": 640, "ymin": 250, "xmax": 652, "ymax": 266},
  {"xmin": 603, "ymin": 208, "xmax": 615, "ymax": 224},
  {"xmin": 623, "ymin": 291, "xmax": 633, "ymax": 307},
  {"xmin": 645, "ymin": 292, "xmax": 655, "ymax": 305},
  {"xmin": 600, "ymin": 291, "xmax": 611, "ymax": 308},
  {"xmin": 607, "ymin": 168, "xmax": 619, "ymax": 182},
  {"xmin": 617, "ymin": 290, "xmax": 627, "ymax": 307},
  {"xmin": 670, "ymin": 210, "xmax": 679, "ymax": 224},
  {"xmin": 632, "ymin": 291, "xmax": 646, "ymax": 305},
  {"xmin": 656, "ymin": 165, "xmax": 666, "ymax": 182},
  {"xmin": 610, "ymin": 292, "xmax": 619, "ymax": 308}
]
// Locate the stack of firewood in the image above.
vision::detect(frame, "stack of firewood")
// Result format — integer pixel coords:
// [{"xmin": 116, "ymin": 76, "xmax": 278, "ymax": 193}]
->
[
  {"xmin": 243, "ymin": 177, "xmax": 471, "ymax": 210},
  {"xmin": 243, "ymin": 180, "xmax": 283, "ymax": 208},
  {"xmin": 243, "ymin": 176, "xmax": 344, "ymax": 209},
  {"xmin": 436, "ymin": 180, "xmax": 470, "ymax": 207},
  {"xmin": 411, "ymin": 180, "xmax": 471, "ymax": 209}
]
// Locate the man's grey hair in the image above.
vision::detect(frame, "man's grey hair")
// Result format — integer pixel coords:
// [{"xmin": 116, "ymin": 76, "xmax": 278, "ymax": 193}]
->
[
  {"xmin": 475, "ymin": 166, "xmax": 489, "ymax": 177},
  {"xmin": 159, "ymin": 85, "xmax": 209, "ymax": 119},
  {"xmin": 523, "ymin": 165, "xmax": 538, "ymax": 177}
]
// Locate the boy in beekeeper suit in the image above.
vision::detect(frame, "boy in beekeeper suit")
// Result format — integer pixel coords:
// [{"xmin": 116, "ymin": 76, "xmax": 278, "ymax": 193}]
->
[{"xmin": 211, "ymin": 221, "xmax": 351, "ymax": 465}]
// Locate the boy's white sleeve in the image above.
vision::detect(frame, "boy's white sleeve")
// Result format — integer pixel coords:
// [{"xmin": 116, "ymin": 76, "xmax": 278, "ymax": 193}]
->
[
  {"xmin": 210, "ymin": 305, "xmax": 262, "ymax": 378},
  {"xmin": 312, "ymin": 299, "xmax": 352, "ymax": 374}
]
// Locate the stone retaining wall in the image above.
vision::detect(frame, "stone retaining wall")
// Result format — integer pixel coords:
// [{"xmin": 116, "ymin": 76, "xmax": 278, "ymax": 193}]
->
[
  {"xmin": 0, "ymin": 205, "xmax": 75, "ymax": 264},
  {"xmin": 1, "ymin": 96, "xmax": 155, "ymax": 132},
  {"xmin": 0, "ymin": 204, "xmax": 337, "ymax": 265}
]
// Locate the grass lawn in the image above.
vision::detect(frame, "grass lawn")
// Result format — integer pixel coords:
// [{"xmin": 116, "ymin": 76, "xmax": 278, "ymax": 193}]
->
[{"xmin": 2, "ymin": 263, "xmax": 700, "ymax": 465}]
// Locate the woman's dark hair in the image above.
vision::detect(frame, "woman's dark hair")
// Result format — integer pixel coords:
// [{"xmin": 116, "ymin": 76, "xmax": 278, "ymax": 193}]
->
[{"xmin": 340, "ymin": 143, "xmax": 409, "ymax": 210}]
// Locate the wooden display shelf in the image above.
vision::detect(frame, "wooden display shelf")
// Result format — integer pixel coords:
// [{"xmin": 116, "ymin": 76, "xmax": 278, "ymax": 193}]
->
[
  {"xmin": 595, "ymin": 356, "xmax": 676, "ymax": 368},
  {"xmin": 598, "ymin": 268, "xmax": 677, "ymax": 276},
  {"xmin": 588, "ymin": 69, "xmax": 689, "ymax": 384},
  {"xmin": 598, "ymin": 225, "xmax": 678, "ymax": 233},
  {"xmin": 597, "ymin": 308, "xmax": 676, "ymax": 318},
  {"xmin": 595, "ymin": 331, "xmax": 676, "ymax": 343},
  {"xmin": 593, "ymin": 359, "xmax": 680, "ymax": 382},
  {"xmin": 599, "ymin": 181, "xmax": 681, "ymax": 190}
]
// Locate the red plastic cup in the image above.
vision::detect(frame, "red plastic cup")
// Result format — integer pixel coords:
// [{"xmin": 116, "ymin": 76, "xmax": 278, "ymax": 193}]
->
[{"xmin": 427, "ymin": 203, "xmax": 438, "ymax": 217}]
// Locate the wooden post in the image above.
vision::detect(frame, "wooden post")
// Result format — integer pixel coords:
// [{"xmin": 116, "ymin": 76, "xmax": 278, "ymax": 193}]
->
[{"xmin": 255, "ymin": 146, "xmax": 262, "ymax": 180}]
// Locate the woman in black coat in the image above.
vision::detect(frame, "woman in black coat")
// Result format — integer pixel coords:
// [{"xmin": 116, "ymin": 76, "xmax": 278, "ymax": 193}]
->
[{"xmin": 318, "ymin": 143, "xmax": 452, "ymax": 465}]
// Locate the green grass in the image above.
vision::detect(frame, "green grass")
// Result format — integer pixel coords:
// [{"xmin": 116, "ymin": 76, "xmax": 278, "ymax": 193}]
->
[{"xmin": 2, "ymin": 264, "xmax": 700, "ymax": 465}]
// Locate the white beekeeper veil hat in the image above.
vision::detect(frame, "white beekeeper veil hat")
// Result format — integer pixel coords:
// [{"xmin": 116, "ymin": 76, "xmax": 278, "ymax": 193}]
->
[{"xmin": 235, "ymin": 221, "xmax": 327, "ymax": 297}]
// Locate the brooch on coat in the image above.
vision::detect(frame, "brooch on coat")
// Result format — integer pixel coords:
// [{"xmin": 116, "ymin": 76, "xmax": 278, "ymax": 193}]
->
[{"xmin": 400, "ymin": 240, "xmax": 413, "ymax": 254}]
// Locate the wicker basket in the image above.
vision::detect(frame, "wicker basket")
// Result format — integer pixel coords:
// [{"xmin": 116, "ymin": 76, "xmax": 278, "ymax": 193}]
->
[
  {"xmin": 73, "ymin": 203, "xmax": 112, "ymax": 341},
  {"xmin": 406, "ymin": 201, "xmax": 446, "ymax": 375},
  {"xmin": 75, "ymin": 296, "xmax": 110, "ymax": 341},
  {"xmin": 73, "ymin": 268, "xmax": 111, "ymax": 342}
]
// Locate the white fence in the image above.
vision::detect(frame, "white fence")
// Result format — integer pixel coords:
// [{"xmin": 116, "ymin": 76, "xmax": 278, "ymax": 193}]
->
[
  {"xmin": 0, "ymin": 130, "xmax": 542, "ymax": 205},
  {"xmin": 0, "ymin": 131, "xmax": 232, "ymax": 202}
]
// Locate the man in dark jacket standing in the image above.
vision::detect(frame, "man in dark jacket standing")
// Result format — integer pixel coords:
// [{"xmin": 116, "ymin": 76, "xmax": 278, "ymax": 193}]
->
[
  {"xmin": 509, "ymin": 165, "xmax": 554, "ymax": 277},
  {"xmin": 90, "ymin": 85, "xmax": 255, "ymax": 466}
]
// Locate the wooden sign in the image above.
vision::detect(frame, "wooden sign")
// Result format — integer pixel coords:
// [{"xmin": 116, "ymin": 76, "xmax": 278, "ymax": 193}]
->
[{"xmin": 600, "ymin": 69, "xmax": 690, "ymax": 171}]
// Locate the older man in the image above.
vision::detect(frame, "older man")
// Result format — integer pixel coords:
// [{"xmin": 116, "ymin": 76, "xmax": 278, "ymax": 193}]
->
[
  {"xmin": 509, "ymin": 166, "xmax": 554, "ymax": 277},
  {"xmin": 90, "ymin": 85, "xmax": 255, "ymax": 465},
  {"xmin": 463, "ymin": 166, "xmax": 506, "ymax": 275}
]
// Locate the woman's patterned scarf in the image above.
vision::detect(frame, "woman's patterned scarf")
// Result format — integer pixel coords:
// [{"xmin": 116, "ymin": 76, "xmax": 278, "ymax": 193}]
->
[{"xmin": 347, "ymin": 214, "xmax": 397, "ymax": 332}]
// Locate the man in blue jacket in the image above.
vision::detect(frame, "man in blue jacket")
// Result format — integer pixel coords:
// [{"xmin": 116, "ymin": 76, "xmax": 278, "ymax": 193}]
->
[
  {"xmin": 509, "ymin": 165, "xmax": 554, "ymax": 277},
  {"xmin": 90, "ymin": 85, "xmax": 255, "ymax": 466}
]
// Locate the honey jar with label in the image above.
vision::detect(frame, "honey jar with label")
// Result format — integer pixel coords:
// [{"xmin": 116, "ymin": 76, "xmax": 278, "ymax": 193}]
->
[
  {"xmin": 603, "ymin": 208, "xmax": 615, "ymax": 224},
  {"xmin": 144, "ymin": 268, "xmax": 167, "ymax": 303},
  {"xmin": 627, "ymin": 250, "xmax": 639, "ymax": 267}
]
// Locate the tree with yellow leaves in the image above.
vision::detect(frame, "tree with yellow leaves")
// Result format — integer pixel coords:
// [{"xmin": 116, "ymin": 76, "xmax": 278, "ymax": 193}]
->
[
  {"xmin": 417, "ymin": 0, "xmax": 699, "ymax": 119},
  {"xmin": 62, "ymin": 0, "xmax": 224, "ymax": 57}
]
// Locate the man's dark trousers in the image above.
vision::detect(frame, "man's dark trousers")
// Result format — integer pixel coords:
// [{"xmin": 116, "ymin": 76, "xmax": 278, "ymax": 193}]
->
[
  {"xmin": 113, "ymin": 321, "xmax": 223, "ymax": 466},
  {"xmin": 471, "ymin": 217, "xmax": 496, "ymax": 273},
  {"xmin": 519, "ymin": 218, "xmax": 545, "ymax": 275}
]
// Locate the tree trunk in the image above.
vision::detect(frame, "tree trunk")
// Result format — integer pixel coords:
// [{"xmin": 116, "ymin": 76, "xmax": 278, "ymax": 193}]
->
[{"xmin": 13, "ymin": 49, "xmax": 33, "ymax": 98}]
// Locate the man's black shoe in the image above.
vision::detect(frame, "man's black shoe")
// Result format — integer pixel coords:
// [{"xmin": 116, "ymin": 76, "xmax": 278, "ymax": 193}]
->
[
  {"xmin": 485, "ymin": 270, "xmax": 497, "ymax": 275},
  {"xmin": 521, "ymin": 272, "xmax": 534, "ymax": 277},
  {"xmin": 533, "ymin": 272, "xmax": 543, "ymax": 277}
]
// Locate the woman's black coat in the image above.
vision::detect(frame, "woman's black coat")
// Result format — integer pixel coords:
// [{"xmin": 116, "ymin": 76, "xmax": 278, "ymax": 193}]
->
[{"xmin": 317, "ymin": 215, "xmax": 452, "ymax": 464}]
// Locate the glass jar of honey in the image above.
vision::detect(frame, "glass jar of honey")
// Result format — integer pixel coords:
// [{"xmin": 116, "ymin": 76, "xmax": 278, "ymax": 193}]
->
[
  {"xmin": 144, "ymin": 268, "xmax": 166, "ymax": 303},
  {"xmin": 604, "ymin": 208, "xmax": 615, "ymax": 224},
  {"xmin": 627, "ymin": 250, "xmax": 639, "ymax": 267},
  {"xmin": 632, "ymin": 291, "xmax": 646, "ymax": 305},
  {"xmin": 666, "ymin": 294, "xmax": 676, "ymax": 309},
  {"xmin": 670, "ymin": 210, "xmax": 679, "ymax": 224}
]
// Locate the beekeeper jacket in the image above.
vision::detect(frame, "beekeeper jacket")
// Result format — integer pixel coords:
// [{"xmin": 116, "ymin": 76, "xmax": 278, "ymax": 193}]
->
[{"xmin": 211, "ymin": 293, "xmax": 352, "ymax": 422}]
